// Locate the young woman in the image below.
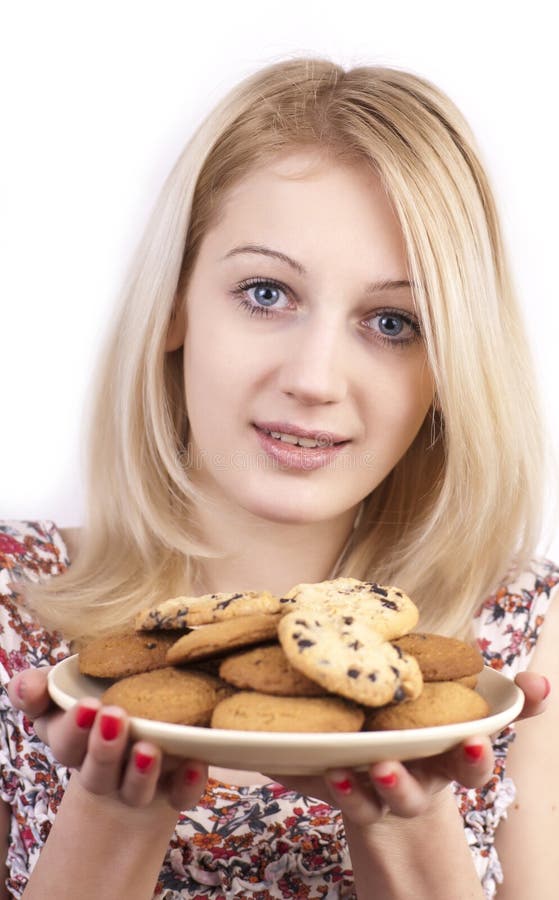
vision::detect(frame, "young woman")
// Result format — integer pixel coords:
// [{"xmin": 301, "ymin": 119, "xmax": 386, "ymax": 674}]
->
[{"xmin": 1, "ymin": 57, "xmax": 557, "ymax": 899}]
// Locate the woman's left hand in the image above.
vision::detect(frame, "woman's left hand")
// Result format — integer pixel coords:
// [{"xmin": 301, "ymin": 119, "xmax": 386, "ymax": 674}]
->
[{"xmin": 267, "ymin": 671, "xmax": 550, "ymax": 828}]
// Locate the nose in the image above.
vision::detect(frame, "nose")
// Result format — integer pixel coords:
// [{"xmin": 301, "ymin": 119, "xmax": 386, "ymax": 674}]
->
[{"xmin": 277, "ymin": 312, "xmax": 349, "ymax": 405}]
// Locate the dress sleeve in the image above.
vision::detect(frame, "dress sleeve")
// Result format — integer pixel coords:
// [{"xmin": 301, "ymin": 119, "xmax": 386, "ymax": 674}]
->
[
  {"xmin": 0, "ymin": 521, "xmax": 72, "ymax": 897},
  {"xmin": 454, "ymin": 557, "xmax": 559, "ymax": 899},
  {"xmin": 474, "ymin": 557, "xmax": 559, "ymax": 677}
]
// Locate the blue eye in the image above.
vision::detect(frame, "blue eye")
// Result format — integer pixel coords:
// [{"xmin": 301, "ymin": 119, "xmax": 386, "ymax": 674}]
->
[
  {"xmin": 230, "ymin": 279, "xmax": 421, "ymax": 348},
  {"xmin": 251, "ymin": 283, "xmax": 282, "ymax": 306},
  {"xmin": 379, "ymin": 314, "xmax": 404, "ymax": 336},
  {"xmin": 231, "ymin": 278, "xmax": 290, "ymax": 317},
  {"xmin": 364, "ymin": 309, "xmax": 421, "ymax": 347}
]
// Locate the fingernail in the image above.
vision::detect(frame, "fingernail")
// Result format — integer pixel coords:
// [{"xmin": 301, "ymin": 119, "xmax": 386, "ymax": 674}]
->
[
  {"xmin": 373, "ymin": 772, "xmax": 398, "ymax": 788},
  {"xmin": 542, "ymin": 676, "xmax": 551, "ymax": 700},
  {"xmin": 184, "ymin": 767, "xmax": 201, "ymax": 785},
  {"xmin": 75, "ymin": 704, "xmax": 97, "ymax": 730},
  {"xmin": 331, "ymin": 777, "xmax": 353, "ymax": 795},
  {"xmin": 100, "ymin": 713, "xmax": 121, "ymax": 741},
  {"xmin": 464, "ymin": 743, "xmax": 484, "ymax": 762},
  {"xmin": 135, "ymin": 751, "xmax": 155, "ymax": 774}
]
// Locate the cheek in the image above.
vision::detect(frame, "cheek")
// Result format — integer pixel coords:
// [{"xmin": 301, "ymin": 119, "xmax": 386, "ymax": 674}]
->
[
  {"xmin": 365, "ymin": 358, "xmax": 434, "ymax": 450},
  {"xmin": 182, "ymin": 333, "xmax": 253, "ymax": 436}
]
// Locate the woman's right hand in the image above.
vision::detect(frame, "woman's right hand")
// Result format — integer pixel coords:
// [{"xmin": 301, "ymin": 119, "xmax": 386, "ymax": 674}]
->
[{"xmin": 7, "ymin": 666, "xmax": 208, "ymax": 814}]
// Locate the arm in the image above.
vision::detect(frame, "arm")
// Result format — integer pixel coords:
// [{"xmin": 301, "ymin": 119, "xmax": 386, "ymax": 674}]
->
[
  {"xmin": 272, "ymin": 674, "xmax": 549, "ymax": 900},
  {"xmin": 7, "ymin": 669, "xmax": 208, "ymax": 900},
  {"xmin": 344, "ymin": 787, "xmax": 483, "ymax": 900},
  {"xmin": 493, "ymin": 589, "xmax": 559, "ymax": 899},
  {"xmin": 22, "ymin": 777, "xmax": 180, "ymax": 900}
]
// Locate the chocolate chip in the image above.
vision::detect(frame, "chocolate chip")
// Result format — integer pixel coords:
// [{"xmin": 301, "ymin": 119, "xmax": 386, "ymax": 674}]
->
[
  {"xmin": 381, "ymin": 599, "xmax": 398, "ymax": 610},
  {"xmin": 216, "ymin": 593, "xmax": 242, "ymax": 610},
  {"xmin": 347, "ymin": 668, "xmax": 360, "ymax": 679},
  {"xmin": 390, "ymin": 666, "xmax": 400, "ymax": 678},
  {"xmin": 145, "ymin": 642, "xmax": 157, "ymax": 650},
  {"xmin": 297, "ymin": 639, "xmax": 315, "ymax": 650},
  {"xmin": 393, "ymin": 687, "xmax": 406, "ymax": 702},
  {"xmin": 343, "ymin": 616, "xmax": 354, "ymax": 625},
  {"xmin": 369, "ymin": 583, "xmax": 388, "ymax": 597},
  {"xmin": 348, "ymin": 640, "xmax": 363, "ymax": 650},
  {"xmin": 367, "ymin": 672, "xmax": 378, "ymax": 682}
]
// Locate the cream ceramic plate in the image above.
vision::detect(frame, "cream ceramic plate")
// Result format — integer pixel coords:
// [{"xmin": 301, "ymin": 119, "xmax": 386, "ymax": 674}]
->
[{"xmin": 48, "ymin": 656, "xmax": 523, "ymax": 774}]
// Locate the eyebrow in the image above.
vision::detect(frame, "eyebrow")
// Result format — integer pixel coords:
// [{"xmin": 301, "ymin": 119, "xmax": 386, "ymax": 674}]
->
[{"xmin": 221, "ymin": 244, "xmax": 413, "ymax": 293}]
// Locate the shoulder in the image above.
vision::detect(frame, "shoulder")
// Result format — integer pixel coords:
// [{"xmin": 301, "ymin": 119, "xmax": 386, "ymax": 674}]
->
[
  {"xmin": 0, "ymin": 520, "xmax": 71, "ymax": 682},
  {"xmin": 487, "ymin": 557, "xmax": 559, "ymax": 605},
  {"xmin": 474, "ymin": 557, "xmax": 559, "ymax": 676},
  {"xmin": 0, "ymin": 519, "xmax": 70, "ymax": 574}
]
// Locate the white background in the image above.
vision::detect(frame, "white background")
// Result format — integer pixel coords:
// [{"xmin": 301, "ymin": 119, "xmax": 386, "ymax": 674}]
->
[{"xmin": 1, "ymin": 1, "xmax": 557, "ymax": 558}]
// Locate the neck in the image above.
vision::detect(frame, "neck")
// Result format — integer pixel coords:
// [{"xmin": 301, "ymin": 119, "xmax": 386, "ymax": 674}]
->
[{"xmin": 190, "ymin": 496, "xmax": 362, "ymax": 597}]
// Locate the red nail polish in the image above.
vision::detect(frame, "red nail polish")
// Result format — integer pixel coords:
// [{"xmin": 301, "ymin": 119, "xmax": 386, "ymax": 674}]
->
[
  {"xmin": 374, "ymin": 772, "xmax": 398, "ymax": 788},
  {"xmin": 542, "ymin": 676, "xmax": 551, "ymax": 700},
  {"xmin": 184, "ymin": 767, "xmax": 201, "ymax": 785},
  {"xmin": 75, "ymin": 705, "xmax": 97, "ymax": 730},
  {"xmin": 464, "ymin": 743, "xmax": 484, "ymax": 762},
  {"xmin": 100, "ymin": 713, "xmax": 121, "ymax": 741},
  {"xmin": 331, "ymin": 778, "xmax": 353, "ymax": 795},
  {"xmin": 135, "ymin": 751, "xmax": 155, "ymax": 774}
]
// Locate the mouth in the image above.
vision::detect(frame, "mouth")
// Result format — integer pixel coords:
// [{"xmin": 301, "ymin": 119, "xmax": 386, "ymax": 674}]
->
[{"xmin": 253, "ymin": 421, "xmax": 350, "ymax": 449}]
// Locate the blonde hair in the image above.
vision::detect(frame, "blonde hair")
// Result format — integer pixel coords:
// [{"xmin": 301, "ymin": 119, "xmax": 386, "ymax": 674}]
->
[{"xmin": 27, "ymin": 56, "xmax": 548, "ymax": 639}]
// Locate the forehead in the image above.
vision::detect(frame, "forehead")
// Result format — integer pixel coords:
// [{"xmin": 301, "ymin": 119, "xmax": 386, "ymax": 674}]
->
[
  {"xmin": 221, "ymin": 148, "xmax": 382, "ymax": 203},
  {"xmin": 205, "ymin": 150, "xmax": 407, "ymax": 270}
]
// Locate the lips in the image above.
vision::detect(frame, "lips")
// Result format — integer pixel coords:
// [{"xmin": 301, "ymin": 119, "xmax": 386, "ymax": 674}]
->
[
  {"xmin": 253, "ymin": 421, "xmax": 350, "ymax": 447},
  {"xmin": 253, "ymin": 423, "xmax": 349, "ymax": 471}
]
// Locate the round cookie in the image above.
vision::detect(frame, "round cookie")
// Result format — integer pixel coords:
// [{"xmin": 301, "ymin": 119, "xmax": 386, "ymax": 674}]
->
[
  {"xmin": 79, "ymin": 631, "xmax": 178, "ymax": 679},
  {"xmin": 455, "ymin": 673, "xmax": 479, "ymax": 689},
  {"xmin": 211, "ymin": 690, "xmax": 364, "ymax": 732},
  {"xmin": 219, "ymin": 643, "xmax": 326, "ymax": 696},
  {"xmin": 101, "ymin": 667, "xmax": 233, "ymax": 725},
  {"xmin": 280, "ymin": 578, "xmax": 419, "ymax": 640},
  {"xmin": 391, "ymin": 632, "xmax": 484, "ymax": 682},
  {"xmin": 166, "ymin": 614, "xmax": 281, "ymax": 665},
  {"xmin": 135, "ymin": 590, "xmax": 281, "ymax": 631},
  {"xmin": 364, "ymin": 682, "xmax": 490, "ymax": 730},
  {"xmin": 277, "ymin": 610, "xmax": 423, "ymax": 706}
]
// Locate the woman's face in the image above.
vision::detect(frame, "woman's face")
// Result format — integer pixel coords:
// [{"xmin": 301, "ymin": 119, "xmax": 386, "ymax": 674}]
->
[{"xmin": 173, "ymin": 151, "xmax": 434, "ymax": 524}]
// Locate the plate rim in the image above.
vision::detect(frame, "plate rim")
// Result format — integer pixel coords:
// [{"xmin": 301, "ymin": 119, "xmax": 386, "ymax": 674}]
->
[{"xmin": 48, "ymin": 654, "xmax": 524, "ymax": 750}]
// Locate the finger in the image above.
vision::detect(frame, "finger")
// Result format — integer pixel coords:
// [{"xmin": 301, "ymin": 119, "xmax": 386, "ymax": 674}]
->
[
  {"xmin": 33, "ymin": 698, "xmax": 102, "ymax": 768},
  {"xmin": 79, "ymin": 706, "xmax": 130, "ymax": 795},
  {"xmin": 436, "ymin": 735, "xmax": 494, "ymax": 789},
  {"xmin": 7, "ymin": 667, "xmax": 53, "ymax": 718},
  {"xmin": 325, "ymin": 768, "xmax": 385, "ymax": 827},
  {"xmin": 166, "ymin": 759, "xmax": 208, "ymax": 812},
  {"xmin": 368, "ymin": 762, "xmax": 431, "ymax": 818},
  {"xmin": 119, "ymin": 742, "xmax": 163, "ymax": 807},
  {"xmin": 515, "ymin": 671, "xmax": 551, "ymax": 721}
]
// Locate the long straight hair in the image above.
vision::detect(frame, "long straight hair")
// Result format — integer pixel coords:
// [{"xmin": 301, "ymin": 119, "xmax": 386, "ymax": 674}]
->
[{"xmin": 27, "ymin": 57, "xmax": 549, "ymax": 640}]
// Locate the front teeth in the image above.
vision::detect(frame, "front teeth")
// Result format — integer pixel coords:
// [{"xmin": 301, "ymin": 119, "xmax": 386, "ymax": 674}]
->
[{"xmin": 268, "ymin": 430, "xmax": 321, "ymax": 448}]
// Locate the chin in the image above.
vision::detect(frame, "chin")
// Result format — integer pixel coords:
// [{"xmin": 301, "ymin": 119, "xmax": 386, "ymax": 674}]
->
[{"xmin": 239, "ymin": 492, "xmax": 337, "ymax": 526}]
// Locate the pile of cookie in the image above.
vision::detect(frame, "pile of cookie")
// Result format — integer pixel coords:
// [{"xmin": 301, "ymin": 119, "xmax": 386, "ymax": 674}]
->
[{"xmin": 78, "ymin": 578, "xmax": 488, "ymax": 732}]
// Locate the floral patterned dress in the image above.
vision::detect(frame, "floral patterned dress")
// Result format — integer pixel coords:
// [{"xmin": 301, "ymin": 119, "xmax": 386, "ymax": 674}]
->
[{"xmin": 1, "ymin": 520, "xmax": 558, "ymax": 899}]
